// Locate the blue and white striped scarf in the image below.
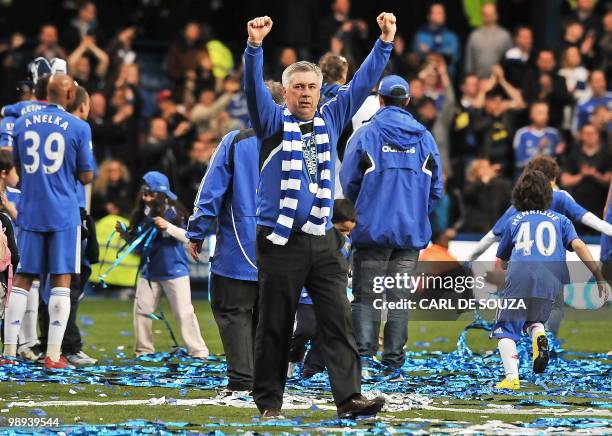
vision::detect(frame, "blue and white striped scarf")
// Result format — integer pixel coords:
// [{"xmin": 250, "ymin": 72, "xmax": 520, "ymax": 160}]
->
[{"xmin": 266, "ymin": 108, "xmax": 333, "ymax": 245}]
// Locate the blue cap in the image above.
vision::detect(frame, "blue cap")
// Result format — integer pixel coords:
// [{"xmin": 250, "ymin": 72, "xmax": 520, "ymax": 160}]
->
[
  {"xmin": 28, "ymin": 57, "xmax": 52, "ymax": 85},
  {"xmin": 142, "ymin": 171, "xmax": 177, "ymax": 201},
  {"xmin": 377, "ymin": 75, "xmax": 410, "ymax": 99}
]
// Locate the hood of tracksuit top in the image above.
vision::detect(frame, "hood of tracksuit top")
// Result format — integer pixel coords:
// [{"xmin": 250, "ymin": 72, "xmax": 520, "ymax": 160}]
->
[
  {"xmin": 373, "ymin": 105, "xmax": 427, "ymax": 148},
  {"xmin": 343, "ymin": 105, "xmax": 442, "ymax": 250}
]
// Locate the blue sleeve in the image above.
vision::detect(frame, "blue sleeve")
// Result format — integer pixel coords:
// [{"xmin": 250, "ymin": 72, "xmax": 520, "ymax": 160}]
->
[
  {"xmin": 496, "ymin": 225, "xmax": 514, "ymax": 260},
  {"xmin": 0, "ymin": 116, "xmax": 15, "ymax": 148},
  {"xmin": 185, "ymin": 131, "xmax": 237, "ymax": 241},
  {"xmin": 321, "ymin": 39, "xmax": 392, "ymax": 133},
  {"xmin": 426, "ymin": 132, "xmax": 443, "ymax": 212},
  {"xmin": 1, "ymin": 103, "xmax": 18, "ymax": 118},
  {"xmin": 243, "ymin": 45, "xmax": 284, "ymax": 139},
  {"xmin": 558, "ymin": 191, "xmax": 588, "ymax": 222},
  {"xmin": 493, "ymin": 207, "xmax": 516, "ymax": 236},
  {"xmin": 339, "ymin": 129, "xmax": 367, "ymax": 203},
  {"xmin": 77, "ymin": 123, "xmax": 95, "ymax": 173},
  {"xmin": 561, "ymin": 217, "xmax": 579, "ymax": 251}
]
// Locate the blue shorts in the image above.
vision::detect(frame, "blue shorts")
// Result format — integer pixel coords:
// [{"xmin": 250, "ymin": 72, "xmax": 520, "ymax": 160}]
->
[
  {"xmin": 17, "ymin": 227, "xmax": 81, "ymax": 275},
  {"xmin": 490, "ymin": 297, "xmax": 552, "ymax": 342}
]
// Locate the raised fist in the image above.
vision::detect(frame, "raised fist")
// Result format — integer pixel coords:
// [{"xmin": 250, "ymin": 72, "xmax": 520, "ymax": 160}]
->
[
  {"xmin": 247, "ymin": 16, "xmax": 273, "ymax": 43},
  {"xmin": 377, "ymin": 12, "xmax": 397, "ymax": 43}
]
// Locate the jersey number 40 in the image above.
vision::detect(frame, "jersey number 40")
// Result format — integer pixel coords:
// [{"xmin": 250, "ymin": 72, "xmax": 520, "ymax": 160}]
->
[
  {"xmin": 23, "ymin": 130, "xmax": 65, "ymax": 175},
  {"xmin": 515, "ymin": 221, "xmax": 556, "ymax": 257}
]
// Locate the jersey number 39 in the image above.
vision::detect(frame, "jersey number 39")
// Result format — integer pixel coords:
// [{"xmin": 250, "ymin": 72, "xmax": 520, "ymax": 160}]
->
[
  {"xmin": 515, "ymin": 221, "xmax": 556, "ymax": 257},
  {"xmin": 23, "ymin": 130, "xmax": 65, "ymax": 174}
]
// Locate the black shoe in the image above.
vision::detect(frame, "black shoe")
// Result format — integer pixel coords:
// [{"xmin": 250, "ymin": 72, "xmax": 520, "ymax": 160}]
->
[
  {"xmin": 533, "ymin": 334, "xmax": 549, "ymax": 374},
  {"xmin": 337, "ymin": 394, "xmax": 385, "ymax": 419},
  {"xmin": 261, "ymin": 408, "xmax": 285, "ymax": 419}
]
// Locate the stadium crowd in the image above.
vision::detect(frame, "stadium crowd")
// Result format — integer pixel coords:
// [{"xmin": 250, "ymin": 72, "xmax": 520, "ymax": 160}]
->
[{"xmin": 0, "ymin": 0, "xmax": 609, "ymax": 237}]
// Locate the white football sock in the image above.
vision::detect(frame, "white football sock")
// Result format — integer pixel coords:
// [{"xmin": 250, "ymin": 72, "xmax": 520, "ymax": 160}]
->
[
  {"xmin": 46, "ymin": 287, "xmax": 71, "ymax": 361},
  {"xmin": 528, "ymin": 323, "xmax": 545, "ymax": 338},
  {"xmin": 19, "ymin": 281, "xmax": 40, "ymax": 348},
  {"xmin": 3, "ymin": 287, "xmax": 29, "ymax": 356},
  {"xmin": 498, "ymin": 338, "xmax": 519, "ymax": 381}
]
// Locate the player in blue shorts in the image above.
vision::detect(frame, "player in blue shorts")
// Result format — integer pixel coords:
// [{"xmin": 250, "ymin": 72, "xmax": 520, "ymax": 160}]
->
[
  {"xmin": 470, "ymin": 156, "xmax": 612, "ymax": 335},
  {"xmin": 2, "ymin": 74, "xmax": 95, "ymax": 369},
  {"xmin": 492, "ymin": 170, "xmax": 607, "ymax": 389}
]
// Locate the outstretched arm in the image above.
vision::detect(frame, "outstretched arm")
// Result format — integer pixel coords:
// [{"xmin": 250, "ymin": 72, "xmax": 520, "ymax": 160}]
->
[
  {"xmin": 243, "ymin": 16, "xmax": 283, "ymax": 139},
  {"xmin": 571, "ymin": 238, "xmax": 608, "ymax": 301},
  {"xmin": 321, "ymin": 13, "xmax": 395, "ymax": 131}
]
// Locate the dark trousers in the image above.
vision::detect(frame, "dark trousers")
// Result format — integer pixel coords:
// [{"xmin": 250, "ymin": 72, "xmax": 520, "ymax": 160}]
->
[
  {"xmin": 288, "ymin": 303, "xmax": 325, "ymax": 377},
  {"xmin": 351, "ymin": 247, "xmax": 418, "ymax": 368},
  {"xmin": 210, "ymin": 273, "xmax": 259, "ymax": 391},
  {"xmin": 39, "ymin": 270, "xmax": 90, "ymax": 354},
  {"xmin": 254, "ymin": 226, "xmax": 360, "ymax": 412}
]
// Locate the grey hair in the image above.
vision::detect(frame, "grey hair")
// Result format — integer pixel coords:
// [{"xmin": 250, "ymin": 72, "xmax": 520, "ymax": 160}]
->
[{"xmin": 281, "ymin": 61, "xmax": 323, "ymax": 88}]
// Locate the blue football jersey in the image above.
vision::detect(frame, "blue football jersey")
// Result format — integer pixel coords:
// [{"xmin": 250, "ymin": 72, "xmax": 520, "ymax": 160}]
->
[
  {"xmin": 513, "ymin": 127, "xmax": 561, "ymax": 169},
  {"xmin": 0, "ymin": 116, "xmax": 16, "ymax": 148},
  {"xmin": 1, "ymin": 100, "xmax": 49, "ymax": 118},
  {"xmin": 496, "ymin": 209, "xmax": 579, "ymax": 300},
  {"xmin": 492, "ymin": 190, "xmax": 587, "ymax": 237},
  {"xmin": 13, "ymin": 104, "xmax": 94, "ymax": 231}
]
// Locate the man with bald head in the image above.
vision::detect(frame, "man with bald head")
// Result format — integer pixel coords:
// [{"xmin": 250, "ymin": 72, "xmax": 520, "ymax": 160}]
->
[{"xmin": 3, "ymin": 73, "xmax": 95, "ymax": 369}]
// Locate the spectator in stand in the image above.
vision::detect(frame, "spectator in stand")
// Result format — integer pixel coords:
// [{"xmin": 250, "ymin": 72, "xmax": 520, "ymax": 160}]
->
[
  {"xmin": 561, "ymin": 123, "xmax": 611, "ymax": 234},
  {"xmin": 62, "ymin": 1, "xmax": 101, "ymax": 52},
  {"xmin": 559, "ymin": 46, "xmax": 590, "ymax": 131},
  {"xmin": 167, "ymin": 22, "xmax": 203, "ymax": 88},
  {"xmin": 177, "ymin": 138, "xmax": 215, "ymax": 206},
  {"xmin": 598, "ymin": 12, "xmax": 612, "ymax": 79},
  {"xmin": 570, "ymin": 0, "xmax": 601, "ymax": 35},
  {"xmin": 415, "ymin": 57, "xmax": 455, "ymax": 173},
  {"xmin": 462, "ymin": 159, "xmax": 512, "ymax": 234},
  {"xmin": 91, "ymin": 159, "xmax": 132, "ymax": 220},
  {"xmin": 413, "ymin": 3, "xmax": 460, "ymax": 77},
  {"xmin": 464, "ymin": 3, "xmax": 512, "ymax": 78},
  {"xmin": 225, "ymin": 73, "xmax": 251, "ymax": 128},
  {"xmin": 183, "ymin": 50, "xmax": 216, "ymax": 108},
  {"xmin": 68, "ymin": 36, "xmax": 109, "ymax": 93},
  {"xmin": 105, "ymin": 25, "xmax": 137, "ymax": 88},
  {"xmin": 591, "ymin": 105, "xmax": 611, "ymax": 149},
  {"xmin": 501, "ymin": 26, "xmax": 534, "ymax": 88},
  {"xmin": 472, "ymin": 65, "xmax": 525, "ymax": 176},
  {"xmin": 270, "ymin": 47, "xmax": 298, "ymax": 82},
  {"xmin": 319, "ymin": 0, "xmax": 368, "ymax": 64},
  {"xmin": 513, "ymin": 102, "xmax": 565, "ymax": 174},
  {"xmin": 89, "ymin": 92, "xmax": 112, "ymax": 162},
  {"xmin": 390, "ymin": 34, "xmax": 419, "ymax": 79},
  {"xmin": 156, "ymin": 90, "xmax": 190, "ymax": 138},
  {"xmin": 319, "ymin": 52, "xmax": 349, "ymax": 105},
  {"xmin": 34, "ymin": 24, "xmax": 67, "ymax": 61},
  {"xmin": 522, "ymin": 50, "xmax": 572, "ymax": 129},
  {"xmin": 0, "ymin": 33, "xmax": 31, "ymax": 102},
  {"xmin": 108, "ymin": 85, "xmax": 137, "ymax": 166},
  {"xmin": 190, "ymin": 85, "xmax": 236, "ymax": 134},
  {"xmin": 559, "ymin": 21, "xmax": 595, "ymax": 69},
  {"xmin": 405, "ymin": 78, "xmax": 426, "ymax": 117},
  {"xmin": 575, "ymin": 70, "xmax": 612, "ymax": 131},
  {"xmin": 419, "ymin": 54, "xmax": 446, "ymax": 110},
  {"xmin": 140, "ymin": 117, "xmax": 177, "ymax": 188}
]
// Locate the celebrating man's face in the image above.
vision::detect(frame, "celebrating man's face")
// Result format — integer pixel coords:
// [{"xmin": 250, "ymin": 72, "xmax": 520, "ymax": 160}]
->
[{"xmin": 284, "ymin": 71, "xmax": 321, "ymax": 120}]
